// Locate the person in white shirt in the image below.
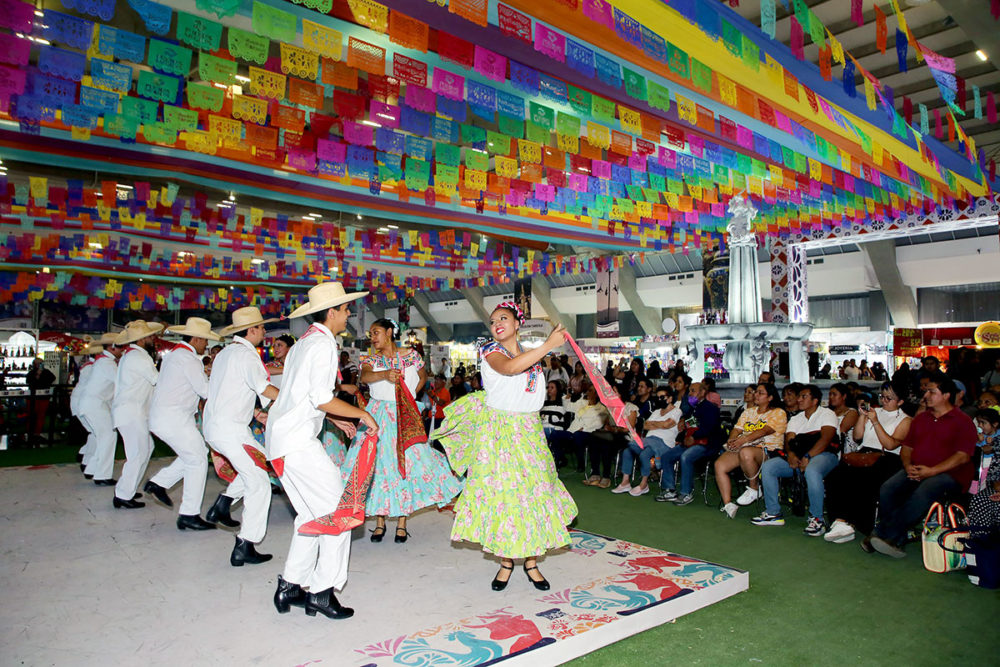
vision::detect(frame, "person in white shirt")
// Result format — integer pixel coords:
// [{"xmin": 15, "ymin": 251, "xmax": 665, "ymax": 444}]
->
[
  {"xmin": 266, "ymin": 283, "xmax": 377, "ymax": 621},
  {"xmin": 753, "ymin": 385, "xmax": 840, "ymax": 535},
  {"xmin": 110, "ymin": 320, "xmax": 163, "ymax": 509},
  {"xmin": 202, "ymin": 307, "xmax": 280, "ymax": 566},
  {"xmin": 613, "ymin": 386, "xmax": 681, "ymax": 497},
  {"xmin": 79, "ymin": 333, "xmax": 123, "ymax": 484},
  {"xmin": 545, "ymin": 356, "xmax": 570, "ymax": 388},
  {"xmin": 144, "ymin": 317, "xmax": 220, "ymax": 530},
  {"xmin": 71, "ymin": 340, "xmax": 103, "ymax": 475},
  {"xmin": 566, "ymin": 384, "xmax": 612, "ymax": 485}
]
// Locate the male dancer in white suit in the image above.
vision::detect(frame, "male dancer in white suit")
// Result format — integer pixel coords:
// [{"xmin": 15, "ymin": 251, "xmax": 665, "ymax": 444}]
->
[
  {"xmin": 79, "ymin": 333, "xmax": 123, "ymax": 485},
  {"xmin": 267, "ymin": 282, "xmax": 377, "ymax": 620},
  {"xmin": 111, "ymin": 320, "xmax": 163, "ymax": 508},
  {"xmin": 71, "ymin": 340, "xmax": 102, "ymax": 476},
  {"xmin": 203, "ymin": 307, "xmax": 280, "ymax": 566},
  {"xmin": 145, "ymin": 317, "xmax": 220, "ymax": 530}
]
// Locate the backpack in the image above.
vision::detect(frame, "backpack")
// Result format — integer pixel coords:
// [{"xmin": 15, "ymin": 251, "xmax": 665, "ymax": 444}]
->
[{"xmin": 922, "ymin": 502, "xmax": 968, "ymax": 574}]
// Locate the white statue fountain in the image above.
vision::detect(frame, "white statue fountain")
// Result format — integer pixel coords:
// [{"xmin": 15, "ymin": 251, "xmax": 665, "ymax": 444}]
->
[{"xmin": 687, "ymin": 194, "xmax": 813, "ymax": 384}]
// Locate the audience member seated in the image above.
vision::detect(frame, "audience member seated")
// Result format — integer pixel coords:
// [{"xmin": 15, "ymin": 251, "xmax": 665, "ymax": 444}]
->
[
  {"xmin": 702, "ymin": 377, "xmax": 723, "ymax": 408},
  {"xmin": 752, "ymin": 385, "xmax": 840, "ymax": 535},
  {"xmin": 870, "ymin": 372, "xmax": 978, "ymax": 559},
  {"xmin": 568, "ymin": 361, "xmax": 586, "ymax": 399},
  {"xmin": 971, "ymin": 408, "xmax": 999, "ymax": 495},
  {"xmin": 715, "ymin": 383, "xmax": 788, "ymax": 519},
  {"xmin": 782, "ymin": 383, "xmax": 803, "ymax": 417},
  {"xmin": 613, "ymin": 386, "xmax": 680, "ymax": 497},
  {"xmin": 657, "ymin": 382, "xmax": 723, "ymax": 506},
  {"xmin": 828, "ymin": 382, "xmax": 860, "ymax": 450},
  {"xmin": 759, "ymin": 371, "xmax": 775, "ymax": 385},
  {"xmin": 672, "ymin": 373, "xmax": 694, "ymax": 420},
  {"xmin": 969, "ymin": 409, "xmax": 1000, "ymax": 538},
  {"xmin": 982, "ymin": 358, "xmax": 1000, "ymax": 393},
  {"xmin": 732, "ymin": 384, "xmax": 756, "ymax": 427},
  {"xmin": 545, "ymin": 356, "xmax": 570, "ymax": 387},
  {"xmin": 540, "ymin": 380, "xmax": 573, "ymax": 467},
  {"xmin": 566, "ymin": 384, "xmax": 612, "ymax": 487},
  {"xmin": 824, "ymin": 380, "xmax": 912, "ymax": 546},
  {"xmin": 633, "ymin": 378, "xmax": 656, "ymax": 428},
  {"xmin": 616, "ymin": 357, "xmax": 646, "ymax": 403},
  {"xmin": 977, "ymin": 391, "xmax": 998, "ymax": 411}
]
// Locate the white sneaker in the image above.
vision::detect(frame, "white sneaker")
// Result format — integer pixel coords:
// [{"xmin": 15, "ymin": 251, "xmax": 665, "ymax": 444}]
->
[
  {"xmin": 629, "ymin": 486, "xmax": 650, "ymax": 497},
  {"xmin": 722, "ymin": 502, "xmax": 738, "ymax": 519},
  {"xmin": 824, "ymin": 521, "xmax": 856, "ymax": 543},
  {"xmin": 611, "ymin": 483, "xmax": 631, "ymax": 494},
  {"xmin": 735, "ymin": 486, "xmax": 761, "ymax": 506}
]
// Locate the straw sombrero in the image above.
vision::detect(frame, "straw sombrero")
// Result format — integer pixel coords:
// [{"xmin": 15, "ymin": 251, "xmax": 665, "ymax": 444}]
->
[
  {"xmin": 82, "ymin": 342, "xmax": 104, "ymax": 355},
  {"xmin": 115, "ymin": 320, "xmax": 165, "ymax": 345},
  {"xmin": 98, "ymin": 332, "xmax": 120, "ymax": 346},
  {"xmin": 168, "ymin": 317, "xmax": 222, "ymax": 341},
  {"xmin": 220, "ymin": 306, "xmax": 279, "ymax": 337},
  {"xmin": 288, "ymin": 282, "xmax": 368, "ymax": 319}
]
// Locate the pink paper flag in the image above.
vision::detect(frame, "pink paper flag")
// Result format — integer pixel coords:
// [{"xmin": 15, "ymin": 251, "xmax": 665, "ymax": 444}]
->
[
  {"xmin": 370, "ymin": 100, "xmax": 400, "ymax": 128},
  {"xmin": 534, "ymin": 23, "xmax": 566, "ymax": 63},
  {"xmin": 404, "ymin": 84, "xmax": 436, "ymax": 113},
  {"xmin": 317, "ymin": 139, "xmax": 347, "ymax": 162},
  {"xmin": 432, "ymin": 68, "xmax": 465, "ymax": 101},
  {"xmin": 474, "ymin": 45, "xmax": 507, "ymax": 82}
]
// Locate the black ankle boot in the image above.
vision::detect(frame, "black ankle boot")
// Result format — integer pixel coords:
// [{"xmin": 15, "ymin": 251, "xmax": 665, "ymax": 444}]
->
[
  {"xmin": 143, "ymin": 480, "xmax": 173, "ymax": 507},
  {"xmin": 230, "ymin": 537, "xmax": 272, "ymax": 567},
  {"xmin": 305, "ymin": 588, "xmax": 354, "ymax": 619},
  {"xmin": 206, "ymin": 494, "xmax": 240, "ymax": 528},
  {"xmin": 273, "ymin": 575, "xmax": 307, "ymax": 614}
]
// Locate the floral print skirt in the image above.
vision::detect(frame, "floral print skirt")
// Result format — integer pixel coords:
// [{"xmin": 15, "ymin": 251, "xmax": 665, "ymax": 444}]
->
[{"xmin": 432, "ymin": 393, "xmax": 578, "ymax": 559}]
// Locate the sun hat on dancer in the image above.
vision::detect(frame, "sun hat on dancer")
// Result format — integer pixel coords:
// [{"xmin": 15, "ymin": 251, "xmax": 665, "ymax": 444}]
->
[
  {"xmin": 288, "ymin": 281, "xmax": 368, "ymax": 319},
  {"xmin": 168, "ymin": 316, "xmax": 222, "ymax": 341},
  {"xmin": 81, "ymin": 341, "xmax": 104, "ymax": 355},
  {"xmin": 114, "ymin": 320, "xmax": 165, "ymax": 346},
  {"xmin": 219, "ymin": 306, "xmax": 279, "ymax": 336}
]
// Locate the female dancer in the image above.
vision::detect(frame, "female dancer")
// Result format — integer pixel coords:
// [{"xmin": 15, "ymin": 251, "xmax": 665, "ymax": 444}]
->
[
  {"xmin": 714, "ymin": 383, "xmax": 787, "ymax": 519},
  {"xmin": 342, "ymin": 318, "xmax": 462, "ymax": 543},
  {"xmin": 433, "ymin": 303, "xmax": 577, "ymax": 591},
  {"xmin": 265, "ymin": 334, "xmax": 295, "ymax": 387}
]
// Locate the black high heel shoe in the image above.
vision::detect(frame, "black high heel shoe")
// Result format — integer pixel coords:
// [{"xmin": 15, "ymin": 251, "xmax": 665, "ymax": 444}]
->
[
  {"xmin": 394, "ymin": 526, "xmax": 410, "ymax": 543},
  {"xmin": 491, "ymin": 562, "xmax": 514, "ymax": 591},
  {"xmin": 523, "ymin": 563, "xmax": 550, "ymax": 591},
  {"xmin": 370, "ymin": 524, "xmax": 386, "ymax": 543}
]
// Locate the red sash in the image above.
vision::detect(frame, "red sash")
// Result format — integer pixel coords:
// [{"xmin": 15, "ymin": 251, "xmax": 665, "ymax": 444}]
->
[
  {"xmin": 395, "ymin": 380, "xmax": 427, "ymax": 478},
  {"xmin": 297, "ymin": 430, "xmax": 379, "ymax": 536}
]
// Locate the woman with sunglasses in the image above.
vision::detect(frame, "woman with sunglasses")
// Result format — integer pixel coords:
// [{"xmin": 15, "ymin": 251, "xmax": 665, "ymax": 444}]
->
[{"xmin": 823, "ymin": 379, "xmax": 912, "ymax": 547}]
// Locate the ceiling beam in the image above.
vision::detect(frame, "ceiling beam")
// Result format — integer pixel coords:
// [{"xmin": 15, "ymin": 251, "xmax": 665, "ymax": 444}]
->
[
  {"xmin": 886, "ymin": 62, "xmax": 996, "ymax": 97},
  {"xmin": 459, "ymin": 286, "xmax": 493, "ymax": 328},
  {"xmin": 848, "ymin": 21, "xmax": 961, "ymax": 61},
  {"xmin": 411, "ymin": 292, "xmax": 453, "ymax": 343},
  {"xmin": 854, "ymin": 42, "xmax": 977, "ymax": 86}
]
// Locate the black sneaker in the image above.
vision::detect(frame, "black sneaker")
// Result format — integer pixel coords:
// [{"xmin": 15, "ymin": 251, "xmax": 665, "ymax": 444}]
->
[{"xmin": 655, "ymin": 489, "xmax": 678, "ymax": 502}]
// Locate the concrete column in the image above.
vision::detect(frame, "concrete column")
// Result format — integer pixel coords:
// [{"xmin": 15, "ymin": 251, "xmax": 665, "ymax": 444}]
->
[
  {"xmin": 788, "ymin": 340, "xmax": 809, "ymax": 383},
  {"xmin": 532, "ymin": 277, "xmax": 576, "ymax": 337},
  {"xmin": 618, "ymin": 263, "xmax": 663, "ymax": 336},
  {"xmin": 411, "ymin": 292, "xmax": 453, "ymax": 342},
  {"xmin": 459, "ymin": 286, "xmax": 494, "ymax": 327},
  {"xmin": 861, "ymin": 240, "xmax": 918, "ymax": 328}
]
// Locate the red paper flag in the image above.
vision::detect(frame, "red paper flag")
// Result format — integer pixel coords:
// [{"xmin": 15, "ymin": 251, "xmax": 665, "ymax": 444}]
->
[
  {"xmin": 852, "ymin": 0, "xmax": 863, "ymax": 27},
  {"xmin": 790, "ymin": 17, "xmax": 804, "ymax": 60},
  {"xmin": 875, "ymin": 6, "xmax": 887, "ymax": 54}
]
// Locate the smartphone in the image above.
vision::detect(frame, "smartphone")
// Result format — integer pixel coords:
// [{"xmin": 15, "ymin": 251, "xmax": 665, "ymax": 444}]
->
[{"xmin": 859, "ymin": 401, "xmax": 870, "ymax": 413}]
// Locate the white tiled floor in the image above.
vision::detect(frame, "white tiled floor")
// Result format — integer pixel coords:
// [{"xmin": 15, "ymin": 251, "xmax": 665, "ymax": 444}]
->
[{"xmin": 0, "ymin": 459, "xmax": 507, "ymax": 666}]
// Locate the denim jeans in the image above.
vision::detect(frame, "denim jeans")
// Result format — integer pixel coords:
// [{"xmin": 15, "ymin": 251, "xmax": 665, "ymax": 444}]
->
[
  {"xmin": 658, "ymin": 444, "xmax": 713, "ymax": 496},
  {"xmin": 545, "ymin": 428, "xmax": 573, "ymax": 466},
  {"xmin": 875, "ymin": 469, "xmax": 960, "ymax": 545},
  {"xmin": 761, "ymin": 451, "xmax": 838, "ymax": 519},
  {"xmin": 620, "ymin": 436, "xmax": 671, "ymax": 478}
]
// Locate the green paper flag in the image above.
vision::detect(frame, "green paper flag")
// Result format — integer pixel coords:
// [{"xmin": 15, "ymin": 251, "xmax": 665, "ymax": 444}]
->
[
  {"xmin": 567, "ymin": 85, "xmax": 592, "ymax": 116},
  {"xmin": 436, "ymin": 163, "xmax": 459, "ymax": 185},
  {"xmin": 722, "ymin": 20, "xmax": 742, "ymax": 57},
  {"xmin": 435, "ymin": 143, "xmax": 460, "ymax": 166},
  {"xmin": 625, "ymin": 184, "xmax": 643, "ymax": 201},
  {"xmin": 486, "ymin": 131, "xmax": 511, "ymax": 154},
  {"xmin": 105, "ymin": 113, "xmax": 139, "ymax": 140},
  {"xmin": 498, "ymin": 115, "xmax": 523, "ymax": 139},
  {"xmin": 529, "ymin": 102, "xmax": 554, "ymax": 130},
  {"xmin": 737, "ymin": 154, "xmax": 752, "ymax": 174},
  {"xmin": 122, "ymin": 96, "xmax": 158, "ymax": 125},
  {"xmin": 176, "ymin": 12, "xmax": 223, "ymax": 51},
  {"xmin": 164, "ymin": 105, "xmax": 199, "ymax": 132},
  {"xmin": 524, "ymin": 121, "xmax": 548, "ymax": 145},
  {"xmin": 252, "ymin": 0, "xmax": 297, "ymax": 43},
  {"xmin": 623, "ymin": 67, "xmax": 648, "ymax": 101},
  {"xmin": 691, "ymin": 58, "xmax": 713, "ymax": 93},
  {"xmin": 149, "ymin": 39, "xmax": 193, "ymax": 76},
  {"xmin": 465, "ymin": 149, "xmax": 489, "ymax": 172},
  {"xmin": 667, "ymin": 43, "xmax": 690, "ymax": 79},
  {"xmin": 591, "ymin": 95, "xmax": 616, "ymax": 122},
  {"xmin": 142, "ymin": 123, "xmax": 177, "ymax": 144},
  {"xmin": 648, "ymin": 80, "xmax": 670, "ymax": 112},
  {"xmin": 199, "ymin": 52, "xmax": 237, "ymax": 85},
  {"xmin": 228, "ymin": 27, "xmax": 269, "ymax": 65},
  {"xmin": 649, "ymin": 173, "xmax": 666, "ymax": 191},
  {"xmin": 461, "ymin": 124, "xmax": 486, "ymax": 144},
  {"xmin": 137, "ymin": 70, "xmax": 181, "ymax": 103},
  {"xmin": 187, "ymin": 83, "xmax": 224, "ymax": 111},
  {"xmin": 405, "ymin": 158, "xmax": 429, "ymax": 190},
  {"xmin": 556, "ymin": 112, "xmax": 581, "ymax": 137},
  {"xmin": 741, "ymin": 37, "xmax": 759, "ymax": 72}
]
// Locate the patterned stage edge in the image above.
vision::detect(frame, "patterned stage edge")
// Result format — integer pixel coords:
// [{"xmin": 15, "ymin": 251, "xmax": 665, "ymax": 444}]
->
[{"xmin": 349, "ymin": 530, "xmax": 748, "ymax": 666}]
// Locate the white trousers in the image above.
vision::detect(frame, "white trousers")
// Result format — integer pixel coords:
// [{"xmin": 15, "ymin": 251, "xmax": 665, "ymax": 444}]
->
[
  {"xmin": 77, "ymin": 413, "xmax": 94, "ymax": 467},
  {"xmin": 80, "ymin": 408, "xmax": 116, "ymax": 481},
  {"xmin": 207, "ymin": 429, "xmax": 271, "ymax": 543},
  {"xmin": 280, "ymin": 445, "xmax": 351, "ymax": 593},
  {"xmin": 149, "ymin": 412, "xmax": 208, "ymax": 516},
  {"xmin": 114, "ymin": 412, "xmax": 153, "ymax": 501}
]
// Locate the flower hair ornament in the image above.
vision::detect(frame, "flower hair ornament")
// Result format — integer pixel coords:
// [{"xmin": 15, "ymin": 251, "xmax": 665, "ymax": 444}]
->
[
  {"xmin": 386, "ymin": 317, "xmax": 400, "ymax": 333},
  {"xmin": 494, "ymin": 301, "xmax": 525, "ymax": 325}
]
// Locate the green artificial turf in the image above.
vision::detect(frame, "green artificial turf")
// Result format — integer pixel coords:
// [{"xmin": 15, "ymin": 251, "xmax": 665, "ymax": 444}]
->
[{"xmin": 561, "ymin": 471, "xmax": 999, "ymax": 666}]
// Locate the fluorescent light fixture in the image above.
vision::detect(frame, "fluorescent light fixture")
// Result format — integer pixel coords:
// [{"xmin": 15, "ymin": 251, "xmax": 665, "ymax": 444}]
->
[
  {"xmin": 356, "ymin": 214, "xmax": 362, "ymax": 220},
  {"xmin": 361, "ymin": 120, "xmax": 381, "ymax": 127},
  {"xmin": 304, "ymin": 213, "xmax": 320, "ymax": 218},
  {"xmin": 34, "ymin": 10, "xmax": 44, "ymax": 15},
  {"xmin": 117, "ymin": 184, "xmax": 133, "ymax": 190},
  {"xmin": 251, "ymin": 258, "xmax": 265, "ymax": 265},
  {"xmin": 377, "ymin": 227, "xmax": 389, "ymax": 232},
  {"xmin": 976, "ymin": 49, "xmax": 988, "ymax": 61},
  {"xmin": 213, "ymin": 82, "xmax": 228, "ymax": 90},
  {"xmin": 235, "ymin": 75, "xmax": 251, "ymax": 83},
  {"xmin": 227, "ymin": 192, "xmax": 236, "ymax": 201},
  {"xmin": 88, "ymin": 242, "xmax": 102, "ymax": 249},
  {"xmin": 387, "ymin": 224, "xmax": 399, "ymax": 229}
]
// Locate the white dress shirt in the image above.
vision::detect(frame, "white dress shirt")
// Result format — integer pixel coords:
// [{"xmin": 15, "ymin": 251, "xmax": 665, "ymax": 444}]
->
[
  {"xmin": 70, "ymin": 360, "xmax": 96, "ymax": 416},
  {"xmin": 149, "ymin": 342, "xmax": 208, "ymax": 419},
  {"xmin": 203, "ymin": 335, "xmax": 271, "ymax": 440},
  {"xmin": 111, "ymin": 344, "xmax": 158, "ymax": 426},
  {"xmin": 266, "ymin": 323, "xmax": 338, "ymax": 460},
  {"xmin": 78, "ymin": 351, "xmax": 118, "ymax": 415}
]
